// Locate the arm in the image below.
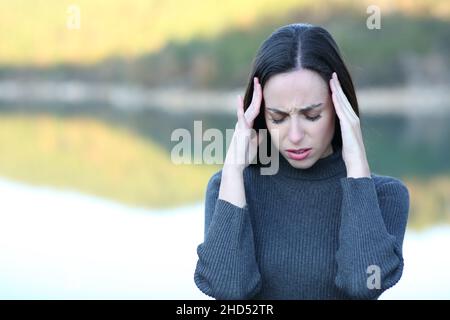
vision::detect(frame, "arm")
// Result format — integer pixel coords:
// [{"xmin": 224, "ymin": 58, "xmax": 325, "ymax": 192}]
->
[
  {"xmin": 194, "ymin": 170, "xmax": 262, "ymax": 300},
  {"xmin": 334, "ymin": 176, "xmax": 410, "ymax": 299},
  {"xmin": 218, "ymin": 164, "xmax": 247, "ymax": 208}
]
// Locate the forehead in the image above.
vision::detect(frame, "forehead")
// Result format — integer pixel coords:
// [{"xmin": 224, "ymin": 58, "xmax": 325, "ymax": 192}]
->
[{"xmin": 263, "ymin": 69, "xmax": 329, "ymax": 109}]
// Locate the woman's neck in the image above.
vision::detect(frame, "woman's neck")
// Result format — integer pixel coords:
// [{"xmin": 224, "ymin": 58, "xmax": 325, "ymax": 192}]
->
[{"xmin": 274, "ymin": 146, "xmax": 347, "ymax": 180}]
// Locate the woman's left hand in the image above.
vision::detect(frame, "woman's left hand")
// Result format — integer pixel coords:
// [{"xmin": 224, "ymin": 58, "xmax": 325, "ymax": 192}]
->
[{"xmin": 330, "ymin": 72, "xmax": 371, "ymax": 178}]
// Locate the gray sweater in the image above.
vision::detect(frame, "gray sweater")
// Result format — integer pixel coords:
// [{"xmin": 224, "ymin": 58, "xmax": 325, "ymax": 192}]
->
[{"xmin": 194, "ymin": 147, "xmax": 410, "ymax": 299}]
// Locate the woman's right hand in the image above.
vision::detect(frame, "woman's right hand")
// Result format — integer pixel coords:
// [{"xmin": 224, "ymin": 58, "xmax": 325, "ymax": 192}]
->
[{"xmin": 224, "ymin": 77, "xmax": 263, "ymax": 172}]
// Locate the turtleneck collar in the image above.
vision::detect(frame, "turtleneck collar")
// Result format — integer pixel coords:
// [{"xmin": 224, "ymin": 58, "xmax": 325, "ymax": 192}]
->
[{"xmin": 273, "ymin": 147, "xmax": 347, "ymax": 180}]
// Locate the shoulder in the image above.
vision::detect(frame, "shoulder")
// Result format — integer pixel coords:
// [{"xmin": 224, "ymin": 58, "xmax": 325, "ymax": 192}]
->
[
  {"xmin": 370, "ymin": 173, "xmax": 410, "ymax": 204},
  {"xmin": 204, "ymin": 170, "xmax": 222, "ymax": 200},
  {"xmin": 207, "ymin": 169, "xmax": 223, "ymax": 187}
]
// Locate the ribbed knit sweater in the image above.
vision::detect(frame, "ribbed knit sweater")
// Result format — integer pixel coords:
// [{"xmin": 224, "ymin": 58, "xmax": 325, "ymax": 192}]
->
[{"xmin": 194, "ymin": 147, "xmax": 410, "ymax": 300}]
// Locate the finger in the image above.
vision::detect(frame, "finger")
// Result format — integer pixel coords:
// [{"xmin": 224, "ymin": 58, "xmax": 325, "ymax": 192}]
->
[
  {"xmin": 236, "ymin": 94, "xmax": 249, "ymax": 129},
  {"xmin": 332, "ymin": 73, "xmax": 359, "ymax": 121},
  {"xmin": 331, "ymin": 75, "xmax": 354, "ymax": 123},
  {"xmin": 245, "ymin": 77, "xmax": 262, "ymax": 123},
  {"xmin": 332, "ymin": 76, "xmax": 349, "ymax": 118},
  {"xmin": 236, "ymin": 94, "xmax": 244, "ymax": 127},
  {"xmin": 331, "ymin": 73, "xmax": 350, "ymax": 116},
  {"xmin": 244, "ymin": 77, "xmax": 259, "ymax": 122},
  {"xmin": 330, "ymin": 77, "xmax": 344, "ymax": 119}
]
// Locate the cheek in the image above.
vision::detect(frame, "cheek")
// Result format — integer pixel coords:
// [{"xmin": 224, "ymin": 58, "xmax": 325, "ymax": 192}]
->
[
  {"xmin": 320, "ymin": 113, "xmax": 336, "ymax": 137},
  {"xmin": 309, "ymin": 114, "xmax": 335, "ymax": 138}
]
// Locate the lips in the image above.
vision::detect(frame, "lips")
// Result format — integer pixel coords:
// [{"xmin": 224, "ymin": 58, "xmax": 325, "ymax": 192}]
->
[
  {"xmin": 285, "ymin": 148, "xmax": 312, "ymax": 161},
  {"xmin": 285, "ymin": 148, "xmax": 311, "ymax": 154}
]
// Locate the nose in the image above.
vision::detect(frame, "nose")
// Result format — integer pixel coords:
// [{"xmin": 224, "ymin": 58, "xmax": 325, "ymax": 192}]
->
[{"xmin": 288, "ymin": 118, "xmax": 304, "ymax": 144}]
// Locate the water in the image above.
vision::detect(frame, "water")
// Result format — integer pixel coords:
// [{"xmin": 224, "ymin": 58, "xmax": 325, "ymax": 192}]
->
[
  {"xmin": 0, "ymin": 177, "xmax": 449, "ymax": 299},
  {"xmin": 0, "ymin": 178, "xmax": 207, "ymax": 299},
  {"xmin": 380, "ymin": 225, "xmax": 450, "ymax": 299}
]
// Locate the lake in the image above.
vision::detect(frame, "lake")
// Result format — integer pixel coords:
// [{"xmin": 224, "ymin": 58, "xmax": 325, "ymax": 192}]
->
[{"xmin": 0, "ymin": 177, "xmax": 449, "ymax": 299}]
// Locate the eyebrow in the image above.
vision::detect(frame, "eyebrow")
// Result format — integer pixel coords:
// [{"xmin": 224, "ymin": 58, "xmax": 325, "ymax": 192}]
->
[{"xmin": 266, "ymin": 103, "xmax": 323, "ymax": 115}]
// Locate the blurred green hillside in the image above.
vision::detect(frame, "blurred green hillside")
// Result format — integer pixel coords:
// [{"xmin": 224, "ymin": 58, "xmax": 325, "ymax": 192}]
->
[
  {"xmin": 1, "ymin": 0, "xmax": 449, "ymax": 88},
  {"xmin": 0, "ymin": 0, "xmax": 305, "ymax": 65},
  {"xmin": 129, "ymin": 12, "xmax": 450, "ymax": 88}
]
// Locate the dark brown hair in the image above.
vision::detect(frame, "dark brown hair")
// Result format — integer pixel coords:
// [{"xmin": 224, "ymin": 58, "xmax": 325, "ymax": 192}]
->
[{"xmin": 243, "ymin": 23, "xmax": 359, "ymax": 164}]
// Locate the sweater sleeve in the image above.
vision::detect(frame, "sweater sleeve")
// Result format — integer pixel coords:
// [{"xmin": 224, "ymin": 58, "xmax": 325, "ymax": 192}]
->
[
  {"xmin": 335, "ymin": 175, "xmax": 410, "ymax": 299},
  {"xmin": 194, "ymin": 170, "xmax": 262, "ymax": 300}
]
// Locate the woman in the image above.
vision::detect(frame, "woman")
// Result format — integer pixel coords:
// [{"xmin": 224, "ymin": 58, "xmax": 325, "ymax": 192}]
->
[{"xmin": 194, "ymin": 23, "xmax": 410, "ymax": 300}]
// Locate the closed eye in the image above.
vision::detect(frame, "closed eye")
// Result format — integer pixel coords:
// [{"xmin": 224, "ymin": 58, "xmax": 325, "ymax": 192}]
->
[
  {"xmin": 271, "ymin": 117, "xmax": 285, "ymax": 124},
  {"xmin": 270, "ymin": 114, "xmax": 322, "ymax": 124},
  {"xmin": 305, "ymin": 114, "xmax": 322, "ymax": 121}
]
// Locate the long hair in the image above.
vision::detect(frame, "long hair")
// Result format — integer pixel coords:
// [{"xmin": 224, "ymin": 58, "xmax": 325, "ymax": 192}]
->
[{"xmin": 243, "ymin": 23, "xmax": 359, "ymax": 164}]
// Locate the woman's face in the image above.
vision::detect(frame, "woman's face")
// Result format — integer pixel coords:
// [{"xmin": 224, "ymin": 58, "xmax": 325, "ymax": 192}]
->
[{"xmin": 263, "ymin": 68, "xmax": 336, "ymax": 169}]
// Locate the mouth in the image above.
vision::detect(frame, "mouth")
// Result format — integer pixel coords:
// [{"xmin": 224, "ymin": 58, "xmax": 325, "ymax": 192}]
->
[
  {"xmin": 285, "ymin": 148, "xmax": 312, "ymax": 161},
  {"xmin": 285, "ymin": 148, "xmax": 312, "ymax": 154}
]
